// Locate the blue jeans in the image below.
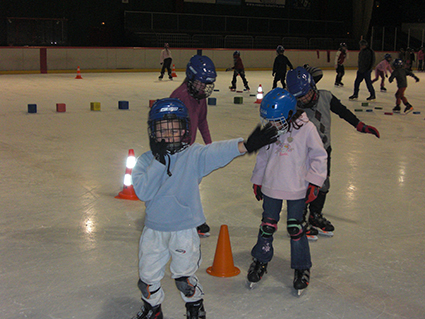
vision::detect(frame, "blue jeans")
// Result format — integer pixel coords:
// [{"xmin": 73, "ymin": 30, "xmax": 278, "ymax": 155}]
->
[{"xmin": 251, "ymin": 195, "xmax": 312, "ymax": 270}]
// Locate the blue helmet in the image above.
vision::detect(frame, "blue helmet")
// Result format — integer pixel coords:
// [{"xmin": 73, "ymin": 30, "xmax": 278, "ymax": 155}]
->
[
  {"xmin": 286, "ymin": 66, "xmax": 315, "ymax": 98},
  {"xmin": 286, "ymin": 67, "xmax": 318, "ymax": 108},
  {"xmin": 393, "ymin": 58, "xmax": 403, "ymax": 68},
  {"xmin": 384, "ymin": 53, "xmax": 392, "ymax": 60},
  {"xmin": 186, "ymin": 55, "xmax": 216, "ymax": 100},
  {"xmin": 233, "ymin": 50, "xmax": 240, "ymax": 57},
  {"xmin": 260, "ymin": 88, "xmax": 297, "ymax": 136},
  {"xmin": 148, "ymin": 98, "xmax": 190, "ymax": 154}
]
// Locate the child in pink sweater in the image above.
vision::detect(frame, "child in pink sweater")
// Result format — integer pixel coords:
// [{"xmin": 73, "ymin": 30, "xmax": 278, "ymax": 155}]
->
[
  {"xmin": 247, "ymin": 88, "xmax": 327, "ymax": 295},
  {"xmin": 371, "ymin": 53, "xmax": 393, "ymax": 92}
]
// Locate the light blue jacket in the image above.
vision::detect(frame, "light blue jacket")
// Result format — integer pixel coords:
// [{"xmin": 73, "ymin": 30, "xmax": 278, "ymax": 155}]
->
[{"xmin": 132, "ymin": 139, "xmax": 243, "ymax": 231}]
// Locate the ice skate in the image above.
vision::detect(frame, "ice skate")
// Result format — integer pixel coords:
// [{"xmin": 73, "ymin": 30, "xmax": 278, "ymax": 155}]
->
[
  {"xmin": 366, "ymin": 95, "xmax": 376, "ymax": 101},
  {"xmin": 305, "ymin": 225, "xmax": 318, "ymax": 242},
  {"xmin": 185, "ymin": 299, "xmax": 206, "ymax": 319},
  {"xmin": 393, "ymin": 105, "xmax": 401, "ymax": 113},
  {"xmin": 131, "ymin": 300, "xmax": 163, "ymax": 319},
  {"xmin": 229, "ymin": 86, "xmax": 236, "ymax": 92},
  {"xmin": 244, "ymin": 85, "xmax": 250, "ymax": 91},
  {"xmin": 309, "ymin": 212, "xmax": 334, "ymax": 237},
  {"xmin": 404, "ymin": 104, "xmax": 414, "ymax": 114},
  {"xmin": 158, "ymin": 75, "xmax": 163, "ymax": 81},
  {"xmin": 348, "ymin": 94, "xmax": 358, "ymax": 100},
  {"xmin": 197, "ymin": 223, "xmax": 210, "ymax": 238},
  {"xmin": 247, "ymin": 258, "xmax": 268, "ymax": 289},
  {"xmin": 380, "ymin": 87, "xmax": 387, "ymax": 92},
  {"xmin": 294, "ymin": 269, "xmax": 310, "ymax": 296}
]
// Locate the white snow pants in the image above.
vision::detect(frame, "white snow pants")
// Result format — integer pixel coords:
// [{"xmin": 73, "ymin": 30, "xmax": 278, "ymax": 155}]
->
[{"xmin": 138, "ymin": 227, "xmax": 203, "ymax": 306}]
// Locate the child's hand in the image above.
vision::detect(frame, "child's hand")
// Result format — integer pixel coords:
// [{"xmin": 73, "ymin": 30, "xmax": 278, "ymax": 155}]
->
[
  {"xmin": 416, "ymin": 77, "xmax": 420, "ymax": 82},
  {"xmin": 305, "ymin": 183, "xmax": 319, "ymax": 204},
  {"xmin": 356, "ymin": 122, "xmax": 380, "ymax": 138},
  {"xmin": 253, "ymin": 184, "xmax": 263, "ymax": 201},
  {"xmin": 244, "ymin": 123, "xmax": 278, "ymax": 154},
  {"xmin": 150, "ymin": 139, "xmax": 167, "ymax": 165}
]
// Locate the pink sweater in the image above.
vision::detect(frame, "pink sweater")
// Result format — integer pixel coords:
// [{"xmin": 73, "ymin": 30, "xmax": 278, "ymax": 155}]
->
[
  {"xmin": 170, "ymin": 83, "xmax": 212, "ymax": 145},
  {"xmin": 374, "ymin": 59, "xmax": 392, "ymax": 76},
  {"xmin": 251, "ymin": 113, "xmax": 327, "ymax": 200}
]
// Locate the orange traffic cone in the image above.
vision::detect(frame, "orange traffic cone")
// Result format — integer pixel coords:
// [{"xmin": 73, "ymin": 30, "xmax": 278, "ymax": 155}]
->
[
  {"xmin": 75, "ymin": 66, "xmax": 83, "ymax": 79},
  {"xmin": 206, "ymin": 225, "xmax": 240, "ymax": 277},
  {"xmin": 171, "ymin": 64, "xmax": 177, "ymax": 77},
  {"xmin": 254, "ymin": 84, "xmax": 263, "ymax": 104},
  {"xmin": 115, "ymin": 149, "xmax": 139, "ymax": 200}
]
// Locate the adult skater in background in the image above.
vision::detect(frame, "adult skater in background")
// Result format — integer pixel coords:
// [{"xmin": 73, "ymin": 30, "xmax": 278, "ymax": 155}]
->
[
  {"xmin": 334, "ymin": 43, "xmax": 348, "ymax": 87},
  {"xmin": 287, "ymin": 67, "xmax": 380, "ymax": 239},
  {"xmin": 248, "ymin": 88, "xmax": 327, "ymax": 295},
  {"xmin": 227, "ymin": 50, "xmax": 250, "ymax": 91},
  {"xmin": 159, "ymin": 43, "xmax": 173, "ymax": 81},
  {"xmin": 349, "ymin": 39, "xmax": 376, "ymax": 101},
  {"xmin": 131, "ymin": 98, "xmax": 278, "ymax": 319},
  {"xmin": 272, "ymin": 45, "xmax": 293, "ymax": 89},
  {"xmin": 170, "ymin": 55, "xmax": 216, "ymax": 237}
]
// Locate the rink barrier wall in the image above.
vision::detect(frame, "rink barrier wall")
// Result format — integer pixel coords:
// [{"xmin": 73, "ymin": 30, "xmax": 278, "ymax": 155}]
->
[{"xmin": 0, "ymin": 46, "xmax": 397, "ymax": 74}]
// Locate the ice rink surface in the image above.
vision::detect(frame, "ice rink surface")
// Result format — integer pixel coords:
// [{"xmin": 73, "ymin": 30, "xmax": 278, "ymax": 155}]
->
[{"xmin": 1, "ymin": 67, "xmax": 425, "ymax": 319}]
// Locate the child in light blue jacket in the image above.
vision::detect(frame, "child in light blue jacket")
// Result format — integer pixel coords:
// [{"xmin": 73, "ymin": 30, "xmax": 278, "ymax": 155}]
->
[{"xmin": 130, "ymin": 98, "xmax": 277, "ymax": 319}]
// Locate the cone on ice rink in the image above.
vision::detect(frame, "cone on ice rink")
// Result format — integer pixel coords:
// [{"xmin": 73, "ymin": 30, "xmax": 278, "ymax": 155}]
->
[
  {"xmin": 171, "ymin": 64, "xmax": 177, "ymax": 77},
  {"xmin": 207, "ymin": 225, "xmax": 240, "ymax": 277},
  {"xmin": 75, "ymin": 66, "xmax": 83, "ymax": 79},
  {"xmin": 115, "ymin": 149, "xmax": 139, "ymax": 200},
  {"xmin": 254, "ymin": 84, "xmax": 263, "ymax": 104}
]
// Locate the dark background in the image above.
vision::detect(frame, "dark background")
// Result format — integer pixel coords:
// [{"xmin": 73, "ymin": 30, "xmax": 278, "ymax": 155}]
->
[{"xmin": 0, "ymin": 0, "xmax": 423, "ymax": 47}]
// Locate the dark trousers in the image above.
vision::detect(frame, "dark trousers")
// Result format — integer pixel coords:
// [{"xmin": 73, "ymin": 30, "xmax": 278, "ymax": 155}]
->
[
  {"xmin": 307, "ymin": 146, "xmax": 331, "ymax": 214},
  {"xmin": 335, "ymin": 65, "xmax": 345, "ymax": 84},
  {"xmin": 272, "ymin": 72, "xmax": 286, "ymax": 89},
  {"xmin": 160, "ymin": 58, "xmax": 172, "ymax": 78},
  {"xmin": 353, "ymin": 70, "xmax": 375, "ymax": 97},
  {"xmin": 231, "ymin": 69, "xmax": 249, "ymax": 88}
]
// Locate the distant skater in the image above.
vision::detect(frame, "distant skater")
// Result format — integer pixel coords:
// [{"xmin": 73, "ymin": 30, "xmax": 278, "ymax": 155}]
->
[
  {"xmin": 272, "ymin": 45, "xmax": 293, "ymax": 89},
  {"xmin": 159, "ymin": 43, "xmax": 173, "ymax": 80},
  {"xmin": 389, "ymin": 59, "xmax": 420, "ymax": 114}
]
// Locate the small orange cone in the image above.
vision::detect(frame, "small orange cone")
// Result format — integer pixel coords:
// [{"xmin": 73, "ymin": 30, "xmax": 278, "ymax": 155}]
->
[
  {"xmin": 207, "ymin": 225, "xmax": 240, "ymax": 277},
  {"xmin": 254, "ymin": 84, "xmax": 263, "ymax": 104},
  {"xmin": 171, "ymin": 64, "xmax": 177, "ymax": 77},
  {"xmin": 115, "ymin": 149, "xmax": 139, "ymax": 200},
  {"xmin": 75, "ymin": 66, "xmax": 83, "ymax": 79}
]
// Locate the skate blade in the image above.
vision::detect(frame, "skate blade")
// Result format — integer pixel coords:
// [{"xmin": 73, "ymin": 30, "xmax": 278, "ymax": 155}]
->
[
  {"xmin": 317, "ymin": 228, "xmax": 334, "ymax": 237},
  {"xmin": 307, "ymin": 235, "xmax": 318, "ymax": 242},
  {"xmin": 297, "ymin": 289, "xmax": 305, "ymax": 296},
  {"xmin": 246, "ymin": 280, "xmax": 258, "ymax": 289},
  {"xmin": 197, "ymin": 232, "xmax": 210, "ymax": 238}
]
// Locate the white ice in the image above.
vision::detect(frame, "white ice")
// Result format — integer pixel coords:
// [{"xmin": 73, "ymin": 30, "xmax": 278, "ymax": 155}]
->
[{"xmin": 1, "ymin": 67, "xmax": 425, "ymax": 319}]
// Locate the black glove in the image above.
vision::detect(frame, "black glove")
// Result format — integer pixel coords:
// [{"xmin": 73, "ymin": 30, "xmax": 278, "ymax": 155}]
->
[
  {"xmin": 253, "ymin": 184, "xmax": 263, "ymax": 201},
  {"xmin": 305, "ymin": 183, "xmax": 319, "ymax": 204},
  {"xmin": 150, "ymin": 138, "xmax": 167, "ymax": 165},
  {"xmin": 244, "ymin": 123, "xmax": 278, "ymax": 154}
]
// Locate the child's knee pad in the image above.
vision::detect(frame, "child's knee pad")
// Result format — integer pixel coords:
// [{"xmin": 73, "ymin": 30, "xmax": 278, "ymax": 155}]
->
[
  {"xmin": 175, "ymin": 276, "xmax": 197, "ymax": 298},
  {"xmin": 260, "ymin": 217, "xmax": 277, "ymax": 238}
]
